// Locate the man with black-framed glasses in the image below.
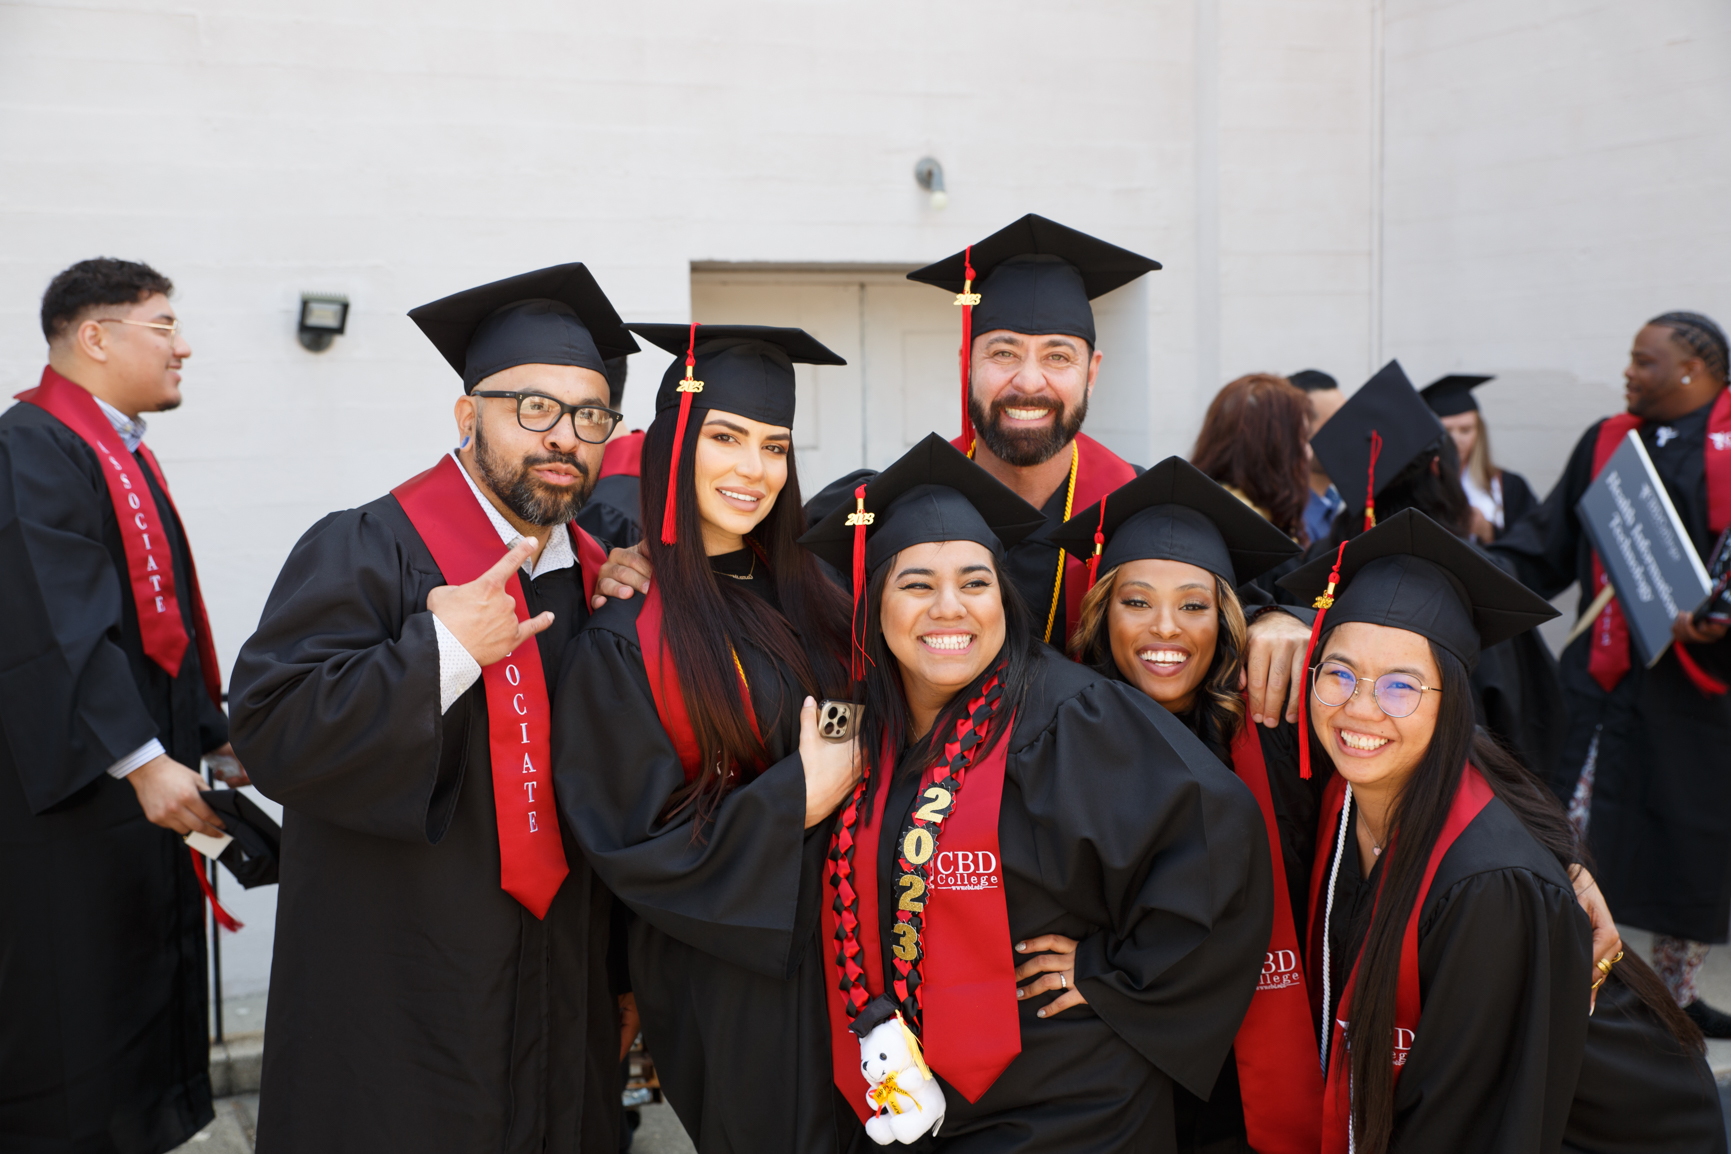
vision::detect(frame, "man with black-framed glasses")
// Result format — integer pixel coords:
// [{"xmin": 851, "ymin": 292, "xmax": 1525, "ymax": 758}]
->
[
  {"xmin": 0, "ymin": 257, "xmax": 242, "ymax": 1153},
  {"xmin": 229, "ymin": 264, "xmax": 641, "ymax": 1154}
]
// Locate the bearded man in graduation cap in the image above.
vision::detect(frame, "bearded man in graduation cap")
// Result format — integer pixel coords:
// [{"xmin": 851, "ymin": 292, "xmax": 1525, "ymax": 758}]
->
[
  {"xmin": 229, "ymin": 264, "xmax": 638, "ymax": 1154},
  {"xmin": 595, "ymin": 215, "xmax": 1320, "ymax": 728}
]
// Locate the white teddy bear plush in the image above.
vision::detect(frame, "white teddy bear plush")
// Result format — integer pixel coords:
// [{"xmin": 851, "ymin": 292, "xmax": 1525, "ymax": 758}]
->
[{"xmin": 850, "ymin": 995, "xmax": 947, "ymax": 1145}]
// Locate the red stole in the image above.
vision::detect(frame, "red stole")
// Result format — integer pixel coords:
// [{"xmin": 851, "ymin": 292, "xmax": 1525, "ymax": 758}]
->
[
  {"xmin": 633, "ymin": 581, "xmax": 761, "ymax": 783},
  {"xmin": 822, "ymin": 729, "xmax": 1022, "ymax": 1121},
  {"xmin": 15, "ymin": 367, "xmax": 221, "ymax": 705},
  {"xmin": 949, "ymin": 431, "xmax": 1138, "ymax": 643},
  {"xmin": 1585, "ymin": 390, "xmax": 1731, "ymax": 695},
  {"xmin": 392, "ymin": 455, "xmax": 605, "ymax": 918},
  {"xmin": 1225, "ymin": 721, "xmax": 1322, "ymax": 1154},
  {"xmin": 600, "ymin": 430, "xmax": 643, "ymax": 479},
  {"xmin": 1307, "ymin": 765, "xmax": 1494, "ymax": 1154}
]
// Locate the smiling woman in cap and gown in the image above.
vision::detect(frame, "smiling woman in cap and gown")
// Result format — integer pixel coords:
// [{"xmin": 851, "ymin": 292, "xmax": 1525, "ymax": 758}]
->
[
  {"xmin": 1419, "ymin": 374, "xmax": 1537, "ymax": 541},
  {"xmin": 1276, "ymin": 510, "xmax": 1720, "ymax": 1154},
  {"xmin": 800, "ymin": 434, "xmax": 1271, "ymax": 1152},
  {"xmin": 1050, "ymin": 459, "xmax": 1321, "ymax": 1154},
  {"xmin": 229, "ymin": 264, "xmax": 636, "ymax": 1154},
  {"xmin": 553, "ymin": 324, "xmax": 863, "ymax": 1153}
]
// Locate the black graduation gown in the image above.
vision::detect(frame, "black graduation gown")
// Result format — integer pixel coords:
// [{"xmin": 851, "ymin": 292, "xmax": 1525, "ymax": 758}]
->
[
  {"xmin": 228, "ymin": 497, "xmax": 619, "ymax": 1154},
  {"xmin": 872, "ymin": 649, "xmax": 1273, "ymax": 1153},
  {"xmin": 1167, "ymin": 716, "xmax": 1319, "ymax": 1154},
  {"xmin": 1493, "ymin": 397, "xmax": 1731, "ymax": 941},
  {"xmin": 553, "ymin": 562, "xmax": 857, "ymax": 1154},
  {"xmin": 0, "ymin": 402, "xmax": 224, "ymax": 1154},
  {"xmin": 1319, "ymin": 796, "xmax": 1592, "ymax": 1153},
  {"xmin": 573, "ymin": 473, "xmax": 641, "ymax": 548},
  {"xmin": 1497, "ymin": 469, "xmax": 1538, "ymax": 537}
]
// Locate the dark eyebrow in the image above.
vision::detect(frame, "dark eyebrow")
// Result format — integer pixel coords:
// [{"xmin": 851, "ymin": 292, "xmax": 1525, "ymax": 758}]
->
[
  {"xmin": 1037, "ymin": 336, "xmax": 1082, "ymax": 352},
  {"xmin": 984, "ymin": 334, "xmax": 1024, "ymax": 348},
  {"xmin": 1118, "ymin": 579, "xmax": 1211, "ymax": 594},
  {"xmin": 1318, "ymin": 654, "xmax": 1428, "ymax": 678},
  {"xmin": 894, "ymin": 566, "xmax": 936, "ymax": 580},
  {"xmin": 960, "ymin": 564, "xmax": 993, "ymax": 575}
]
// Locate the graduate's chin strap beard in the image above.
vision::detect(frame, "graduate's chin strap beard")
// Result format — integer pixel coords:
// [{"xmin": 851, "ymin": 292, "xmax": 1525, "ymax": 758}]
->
[
  {"xmin": 968, "ymin": 387, "xmax": 1089, "ymax": 468},
  {"xmin": 472, "ymin": 418, "xmax": 592, "ymax": 527}
]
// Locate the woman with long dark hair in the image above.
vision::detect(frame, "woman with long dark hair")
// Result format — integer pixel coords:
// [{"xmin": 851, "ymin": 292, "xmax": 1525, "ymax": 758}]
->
[
  {"xmin": 798, "ymin": 435, "xmax": 1273, "ymax": 1152},
  {"xmin": 1190, "ymin": 373, "xmax": 1315, "ymax": 544},
  {"xmin": 1052, "ymin": 458, "xmax": 1317, "ymax": 1154},
  {"xmin": 553, "ymin": 325, "xmax": 861, "ymax": 1153},
  {"xmin": 1276, "ymin": 510, "xmax": 1720, "ymax": 1154}
]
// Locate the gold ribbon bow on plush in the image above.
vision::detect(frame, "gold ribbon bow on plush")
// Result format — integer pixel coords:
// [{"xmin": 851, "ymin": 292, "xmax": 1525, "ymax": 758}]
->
[{"xmin": 867, "ymin": 1071, "xmax": 924, "ymax": 1116}]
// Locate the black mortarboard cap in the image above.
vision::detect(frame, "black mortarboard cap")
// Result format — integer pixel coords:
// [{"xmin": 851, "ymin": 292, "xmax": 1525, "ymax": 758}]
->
[
  {"xmin": 800, "ymin": 434, "xmax": 1045, "ymax": 576},
  {"xmin": 1277, "ymin": 509, "xmax": 1556, "ymax": 670},
  {"xmin": 1049, "ymin": 457, "xmax": 1300, "ymax": 587},
  {"xmin": 1419, "ymin": 374, "xmax": 1494, "ymax": 418},
  {"xmin": 408, "ymin": 263, "xmax": 639, "ymax": 393},
  {"xmin": 1288, "ymin": 369, "xmax": 1339, "ymax": 393},
  {"xmin": 203, "ymin": 789, "xmax": 281, "ymax": 888},
  {"xmin": 630, "ymin": 324, "xmax": 845, "ymax": 430},
  {"xmin": 848, "ymin": 993, "xmax": 904, "ymax": 1039},
  {"xmin": 906, "ymin": 214, "xmax": 1161, "ymax": 346},
  {"xmin": 1309, "ymin": 360, "xmax": 1447, "ymax": 519}
]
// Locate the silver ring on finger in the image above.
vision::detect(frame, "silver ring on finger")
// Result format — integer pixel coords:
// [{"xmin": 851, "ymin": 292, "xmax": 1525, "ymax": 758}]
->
[{"xmin": 1058, "ymin": 973, "xmax": 1066, "ymax": 989}]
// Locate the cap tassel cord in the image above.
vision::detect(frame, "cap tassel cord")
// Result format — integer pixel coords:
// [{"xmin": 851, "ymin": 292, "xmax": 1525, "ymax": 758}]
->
[
  {"xmin": 847, "ymin": 484, "xmax": 874, "ymax": 683},
  {"xmin": 661, "ymin": 322, "xmax": 703, "ymax": 545},
  {"xmin": 1363, "ymin": 429, "xmax": 1383, "ymax": 531},
  {"xmin": 1297, "ymin": 541, "xmax": 1349, "ymax": 781},
  {"xmin": 190, "ymin": 848, "xmax": 243, "ymax": 932},
  {"xmin": 954, "ymin": 245, "xmax": 981, "ymax": 453},
  {"xmin": 1084, "ymin": 499, "xmax": 1108, "ymax": 593}
]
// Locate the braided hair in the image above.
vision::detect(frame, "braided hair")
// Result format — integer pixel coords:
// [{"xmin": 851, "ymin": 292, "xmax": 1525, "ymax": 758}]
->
[{"xmin": 1650, "ymin": 311, "xmax": 1729, "ymax": 385}]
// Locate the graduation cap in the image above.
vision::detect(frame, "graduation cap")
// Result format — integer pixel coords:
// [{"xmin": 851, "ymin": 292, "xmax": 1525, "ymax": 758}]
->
[
  {"xmin": 906, "ymin": 214, "xmax": 1162, "ymax": 450},
  {"xmin": 408, "ymin": 263, "xmax": 639, "ymax": 393},
  {"xmin": 1308, "ymin": 360, "xmax": 1447, "ymax": 532},
  {"xmin": 1276, "ymin": 509, "xmax": 1558, "ymax": 778},
  {"xmin": 1419, "ymin": 374, "xmax": 1495, "ymax": 418},
  {"xmin": 629, "ymin": 323, "xmax": 846, "ymax": 545},
  {"xmin": 202, "ymin": 789, "xmax": 281, "ymax": 889},
  {"xmin": 1048, "ymin": 456, "xmax": 1301, "ymax": 591},
  {"xmin": 1288, "ymin": 369, "xmax": 1339, "ymax": 393},
  {"xmin": 800, "ymin": 433, "xmax": 1046, "ymax": 679}
]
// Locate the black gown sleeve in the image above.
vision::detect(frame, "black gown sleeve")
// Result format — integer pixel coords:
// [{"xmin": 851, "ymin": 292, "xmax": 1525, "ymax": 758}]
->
[
  {"xmin": 1389, "ymin": 867, "xmax": 1591, "ymax": 1154},
  {"xmin": 1497, "ymin": 470, "xmax": 1539, "ymax": 537},
  {"xmin": 1020, "ymin": 679, "xmax": 1275, "ymax": 1098},
  {"xmin": 1491, "ymin": 425, "xmax": 1600, "ymax": 600},
  {"xmin": 229, "ymin": 506, "xmax": 461, "ymax": 843},
  {"xmin": 0, "ymin": 421, "xmax": 158, "ymax": 812},
  {"xmin": 552, "ymin": 624, "xmax": 818, "ymax": 981}
]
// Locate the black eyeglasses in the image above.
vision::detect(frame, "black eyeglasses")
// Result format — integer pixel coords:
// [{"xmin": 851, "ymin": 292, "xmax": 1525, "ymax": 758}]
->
[
  {"xmin": 1310, "ymin": 660, "xmax": 1441, "ymax": 719},
  {"xmin": 472, "ymin": 391, "xmax": 623, "ymax": 445}
]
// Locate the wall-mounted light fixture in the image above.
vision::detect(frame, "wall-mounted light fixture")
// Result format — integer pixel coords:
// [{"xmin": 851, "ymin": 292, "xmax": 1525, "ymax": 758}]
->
[
  {"xmin": 298, "ymin": 293, "xmax": 350, "ymax": 352},
  {"xmin": 914, "ymin": 157, "xmax": 948, "ymax": 211}
]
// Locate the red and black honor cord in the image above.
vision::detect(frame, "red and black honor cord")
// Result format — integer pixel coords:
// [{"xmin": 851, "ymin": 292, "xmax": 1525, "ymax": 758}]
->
[{"xmin": 829, "ymin": 664, "xmax": 1006, "ymax": 1036}]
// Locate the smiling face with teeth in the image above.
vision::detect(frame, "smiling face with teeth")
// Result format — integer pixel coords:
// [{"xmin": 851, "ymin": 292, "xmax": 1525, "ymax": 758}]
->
[
  {"xmin": 690, "ymin": 408, "xmax": 791, "ymax": 555},
  {"xmin": 879, "ymin": 540, "xmax": 1008, "ymax": 739},
  {"xmin": 1312, "ymin": 622, "xmax": 1442, "ymax": 806},
  {"xmin": 1104, "ymin": 559, "xmax": 1220, "ymax": 714},
  {"xmin": 967, "ymin": 331, "xmax": 1103, "ymax": 469}
]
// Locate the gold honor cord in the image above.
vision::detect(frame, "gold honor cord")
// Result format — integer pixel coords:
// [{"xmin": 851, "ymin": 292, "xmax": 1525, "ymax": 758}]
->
[{"xmin": 967, "ymin": 439, "xmax": 1080, "ymax": 644}]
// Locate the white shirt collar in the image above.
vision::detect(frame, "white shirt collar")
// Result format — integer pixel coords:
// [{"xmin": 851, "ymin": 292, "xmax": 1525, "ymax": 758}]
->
[
  {"xmin": 93, "ymin": 396, "xmax": 147, "ymax": 453},
  {"xmin": 447, "ymin": 450, "xmax": 575, "ymax": 579}
]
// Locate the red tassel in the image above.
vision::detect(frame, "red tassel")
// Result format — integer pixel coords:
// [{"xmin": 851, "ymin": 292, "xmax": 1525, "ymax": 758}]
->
[
  {"xmin": 1084, "ymin": 499, "xmax": 1108, "ymax": 593},
  {"xmin": 955, "ymin": 246, "xmax": 980, "ymax": 454},
  {"xmin": 1297, "ymin": 541, "xmax": 1350, "ymax": 781},
  {"xmin": 660, "ymin": 322, "xmax": 703, "ymax": 546},
  {"xmin": 1675, "ymin": 642, "xmax": 1730, "ymax": 696},
  {"xmin": 1363, "ymin": 429, "xmax": 1383, "ymax": 532},
  {"xmin": 189, "ymin": 848, "xmax": 243, "ymax": 932},
  {"xmin": 847, "ymin": 483, "xmax": 874, "ymax": 682}
]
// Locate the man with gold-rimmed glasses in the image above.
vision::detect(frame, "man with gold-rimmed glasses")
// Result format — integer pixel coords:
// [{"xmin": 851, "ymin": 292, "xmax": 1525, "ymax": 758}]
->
[
  {"xmin": 1, "ymin": 257, "xmax": 241, "ymax": 1151},
  {"xmin": 229, "ymin": 263, "xmax": 640, "ymax": 1154}
]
